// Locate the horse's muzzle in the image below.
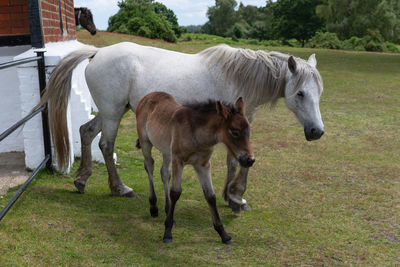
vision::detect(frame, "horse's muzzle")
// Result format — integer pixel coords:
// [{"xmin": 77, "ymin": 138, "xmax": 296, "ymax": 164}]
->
[
  {"xmin": 238, "ymin": 154, "xmax": 255, "ymax": 168},
  {"xmin": 304, "ymin": 126, "xmax": 324, "ymax": 141},
  {"xmin": 90, "ymin": 30, "xmax": 97, "ymax": 35}
]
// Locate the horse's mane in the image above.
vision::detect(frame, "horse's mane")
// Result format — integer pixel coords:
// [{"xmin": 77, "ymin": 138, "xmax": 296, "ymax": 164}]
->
[
  {"xmin": 199, "ymin": 44, "xmax": 323, "ymax": 107},
  {"xmin": 75, "ymin": 7, "xmax": 93, "ymax": 16},
  {"xmin": 183, "ymin": 100, "xmax": 239, "ymax": 114}
]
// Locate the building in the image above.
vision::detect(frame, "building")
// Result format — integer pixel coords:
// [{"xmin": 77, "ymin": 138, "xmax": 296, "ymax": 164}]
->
[{"xmin": 0, "ymin": 0, "xmax": 103, "ymax": 172}]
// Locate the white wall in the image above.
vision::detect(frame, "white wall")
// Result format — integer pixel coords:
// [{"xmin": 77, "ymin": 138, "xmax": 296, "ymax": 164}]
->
[
  {"xmin": 0, "ymin": 45, "xmax": 31, "ymax": 153},
  {"xmin": 14, "ymin": 40, "xmax": 104, "ymax": 172}
]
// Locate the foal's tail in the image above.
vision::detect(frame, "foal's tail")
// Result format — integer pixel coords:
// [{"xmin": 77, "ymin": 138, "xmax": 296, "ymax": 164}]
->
[{"xmin": 33, "ymin": 47, "xmax": 99, "ymax": 171}]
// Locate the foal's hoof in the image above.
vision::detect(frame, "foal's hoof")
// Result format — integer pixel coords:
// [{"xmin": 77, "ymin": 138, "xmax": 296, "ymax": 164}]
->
[
  {"xmin": 163, "ymin": 238, "xmax": 173, "ymax": 244},
  {"xmin": 74, "ymin": 180, "xmax": 85, "ymax": 194},
  {"xmin": 228, "ymin": 199, "xmax": 241, "ymax": 214},
  {"xmin": 122, "ymin": 191, "xmax": 138, "ymax": 198},
  {"xmin": 150, "ymin": 206, "xmax": 159, "ymax": 217},
  {"xmin": 223, "ymin": 239, "xmax": 233, "ymax": 245}
]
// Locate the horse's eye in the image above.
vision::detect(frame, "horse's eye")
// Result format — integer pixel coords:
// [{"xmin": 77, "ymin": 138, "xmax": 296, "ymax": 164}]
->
[
  {"xmin": 297, "ymin": 91, "xmax": 304, "ymax": 97},
  {"xmin": 230, "ymin": 130, "xmax": 240, "ymax": 138}
]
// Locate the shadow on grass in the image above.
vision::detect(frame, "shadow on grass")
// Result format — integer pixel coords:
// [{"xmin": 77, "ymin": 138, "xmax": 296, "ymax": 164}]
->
[{"xmin": 36, "ymin": 185, "xmax": 240, "ymax": 243}]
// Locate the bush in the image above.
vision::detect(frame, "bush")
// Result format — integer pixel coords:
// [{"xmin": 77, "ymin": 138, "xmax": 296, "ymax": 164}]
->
[
  {"xmin": 364, "ymin": 40, "xmax": 385, "ymax": 52},
  {"xmin": 231, "ymin": 36, "xmax": 239, "ymax": 42},
  {"xmin": 385, "ymin": 42, "xmax": 400, "ymax": 53},
  {"xmin": 285, "ymin": 38, "xmax": 301, "ymax": 47},
  {"xmin": 307, "ymin": 32, "xmax": 342, "ymax": 49},
  {"xmin": 342, "ymin": 36, "xmax": 365, "ymax": 51},
  {"xmin": 116, "ymin": 24, "xmax": 130, "ymax": 34},
  {"xmin": 261, "ymin": 40, "xmax": 282, "ymax": 47},
  {"xmin": 247, "ymin": 39, "xmax": 260, "ymax": 45},
  {"xmin": 138, "ymin": 26, "xmax": 151, "ymax": 38},
  {"xmin": 341, "ymin": 34, "xmax": 399, "ymax": 53},
  {"xmin": 362, "ymin": 30, "xmax": 385, "ymax": 52},
  {"xmin": 108, "ymin": 0, "xmax": 177, "ymax": 43}
]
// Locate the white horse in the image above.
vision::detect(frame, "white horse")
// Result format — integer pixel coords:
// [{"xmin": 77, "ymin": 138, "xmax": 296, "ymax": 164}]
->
[{"xmin": 36, "ymin": 42, "xmax": 324, "ymax": 213}]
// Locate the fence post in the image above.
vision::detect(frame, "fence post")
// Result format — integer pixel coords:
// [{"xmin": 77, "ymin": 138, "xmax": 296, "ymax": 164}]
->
[{"xmin": 35, "ymin": 50, "xmax": 52, "ymax": 171}]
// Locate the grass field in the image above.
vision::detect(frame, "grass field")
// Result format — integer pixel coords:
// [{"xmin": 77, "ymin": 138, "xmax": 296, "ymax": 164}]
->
[{"xmin": 1, "ymin": 31, "xmax": 399, "ymax": 266}]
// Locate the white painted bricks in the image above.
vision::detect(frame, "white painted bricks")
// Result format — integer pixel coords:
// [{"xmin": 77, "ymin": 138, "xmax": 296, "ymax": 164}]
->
[
  {"xmin": 0, "ymin": 45, "xmax": 31, "ymax": 153},
  {"xmin": 10, "ymin": 40, "xmax": 108, "ymax": 172}
]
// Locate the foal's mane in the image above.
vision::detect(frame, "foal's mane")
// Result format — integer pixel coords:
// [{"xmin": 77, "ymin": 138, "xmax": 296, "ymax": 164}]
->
[
  {"xmin": 199, "ymin": 44, "xmax": 323, "ymax": 106},
  {"xmin": 184, "ymin": 100, "xmax": 239, "ymax": 114}
]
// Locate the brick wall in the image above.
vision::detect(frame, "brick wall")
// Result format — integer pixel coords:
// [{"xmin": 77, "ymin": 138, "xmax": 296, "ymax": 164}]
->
[
  {"xmin": 0, "ymin": 0, "xmax": 76, "ymax": 43},
  {"xmin": 0, "ymin": 0, "xmax": 30, "ymax": 35},
  {"xmin": 40, "ymin": 0, "xmax": 76, "ymax": 43}
]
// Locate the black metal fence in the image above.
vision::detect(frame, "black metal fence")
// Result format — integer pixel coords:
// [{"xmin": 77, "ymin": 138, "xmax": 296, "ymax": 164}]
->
[{"xmin": 0, "ymin": 51, "xmax": 52, "ymax": 221}]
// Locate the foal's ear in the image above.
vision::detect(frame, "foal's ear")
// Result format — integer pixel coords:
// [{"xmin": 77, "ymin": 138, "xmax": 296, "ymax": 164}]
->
[
  {"xmin": 288, "ymin": 56, "xmax": 297, "ymax": 73},
  {"xmin": 216, "ymin": 101, "xmax": 230, "ymax": 119},
  {"xmin": 235, "ymin": 97, "xmax": 245, "ymax": 115}
]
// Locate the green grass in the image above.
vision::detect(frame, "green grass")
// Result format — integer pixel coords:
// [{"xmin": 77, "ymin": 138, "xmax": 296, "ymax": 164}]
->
[{"xmin": 1, "ymin": 32, "xmax": 399, "ymax": 266}]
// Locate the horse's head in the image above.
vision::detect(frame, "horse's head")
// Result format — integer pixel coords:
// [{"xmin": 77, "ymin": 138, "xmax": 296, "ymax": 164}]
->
[
  {"xmin": 284, "ymin": 55, "xmax": 324, "ymax": 141},
  {"xmin": 217, "ymin": 98, "xmax": 255, "ymax": 168},
  {"xmin": 76, "ymin": 8, "xmax": 97, "ymax": 35}
]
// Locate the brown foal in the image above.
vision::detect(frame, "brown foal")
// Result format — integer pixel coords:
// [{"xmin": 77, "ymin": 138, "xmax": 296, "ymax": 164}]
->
[{"xmin": 136, "ymin": 92, "xmax": 255, "ymax": 244}]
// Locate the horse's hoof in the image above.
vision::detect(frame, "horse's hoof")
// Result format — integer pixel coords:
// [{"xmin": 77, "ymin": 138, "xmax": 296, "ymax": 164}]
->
[
  {"xmin": 74, "ymin": 180, "xmax": 85, "ymax": 194},
  {"xmin": 163, "ymin": 238, "xmax": 172, "ymax": 244},
  {"xmin": 122, "ymin": 191, "xmax": 138, "ymax": 198},
  {"xmin": 228, "ymin": 199, "xmax": 241, "ymax": 214},
  {"xmin": 150, "ymin": 206, "xmax": 159, "ymax": 217},
  {"xmin": 241, "ymin": 203, "xmax": 251, "ymax": 211}
]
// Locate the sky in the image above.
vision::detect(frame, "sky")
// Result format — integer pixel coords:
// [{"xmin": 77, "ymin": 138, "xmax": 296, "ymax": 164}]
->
[{"xmin": 74, "ymin": 0, "xmax": 267, "ymax": 30}]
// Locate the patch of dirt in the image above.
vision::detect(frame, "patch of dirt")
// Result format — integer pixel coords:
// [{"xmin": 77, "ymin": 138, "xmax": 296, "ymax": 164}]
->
[
  {"xmin": 0, "ymin": 152, "xmax": 30, "ymax": 195},
  {"xmin": 370, "ymin": 233, "xmax": 400, "ymax": 244}
]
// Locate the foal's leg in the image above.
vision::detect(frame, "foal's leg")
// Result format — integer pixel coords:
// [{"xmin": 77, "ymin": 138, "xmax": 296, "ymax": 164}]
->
[
  {"xmin": 223, "ymin": 152, "xmax": 250, "ymax": 213},
  {"xmin": 99, "ymin": 117, "xmax": 137, "ymax": 197},
  {"xmin": 160, "ymin": 153, "xmax": 171, "ymax": 214},
  {"xmin": 195, "ymin": 162, "xmax": 232, "ymax": 244},
  {"xmin": 141, "ymin": 141, "xmax": 157, "ymax": 217},
  {"xmin": 74, "ymin": 115, "xmax": 101, "ymax": 193},
  {"xmin": 163, "ymin": 158, "xmax": 183, "ymax": 243}
]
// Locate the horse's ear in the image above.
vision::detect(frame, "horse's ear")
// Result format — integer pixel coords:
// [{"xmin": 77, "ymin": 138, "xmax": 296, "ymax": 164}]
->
[
  {"xmin": 288, "ymin": 56, "xmax": 297, "ymax": 73},
  {"xmin": 235, "ymin": 97, "xmax": 245, "ymax": 115},
  {"xmin": 308, "ymin": 54, "xmax": 317, "ymax": 67},
  {"xmin": 216, "ymin": 101, "xmax": 230, "ymax": 119}
]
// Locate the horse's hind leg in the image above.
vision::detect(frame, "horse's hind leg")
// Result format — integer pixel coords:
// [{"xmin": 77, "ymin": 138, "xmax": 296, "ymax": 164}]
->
[
  {"xmin": 100, "ymin": 116, "xmax": 137, "ymax": 197},
  {"xmin": 141, "ymin": 141, "xmax": 158, "ymax": 217},
  {"xmin": 194, "ymin": 162, "xmax": 232, "ymax": 244},
  {"xmin": 74, "ymin": 115, "xmax": 101, "ymax": 193}
]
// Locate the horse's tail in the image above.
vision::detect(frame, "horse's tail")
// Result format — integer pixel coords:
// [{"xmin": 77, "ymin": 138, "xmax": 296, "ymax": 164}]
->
[{"xmin": 33, "ymin": 47, "xmax": 99, "ymax": 171}]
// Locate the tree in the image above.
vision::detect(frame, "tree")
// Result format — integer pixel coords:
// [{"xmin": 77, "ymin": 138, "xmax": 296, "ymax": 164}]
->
[
  {"xmin": 317, "ymin": 0, "xmax": 400, "ymax": 42},
  {"xmin": 107, "ymin": 0, "xmax": 178, "ymax": 42},
  {"xmin": 153, "ymin": 2, "xmax": 185, "ymax": 38},
  {"xmin": 271, "ymin": 0, "xmax": 325, "ymax": 46},
  {"xmin": 236, "ymin": 3, "xmax": 273, "ymax": 40},
  {"xmin": 204, "ymin": 0, "xmax": 238, "ymax": 36}
]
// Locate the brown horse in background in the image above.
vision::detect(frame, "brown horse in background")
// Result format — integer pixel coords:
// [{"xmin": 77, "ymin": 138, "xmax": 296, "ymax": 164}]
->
[
  {"xmin": 136, "ymin": 92, "xmax": 255, "ymax": 244},
  {"xmin": 75, "ymin": 7, "xmax": 96, "ymax": 35}
]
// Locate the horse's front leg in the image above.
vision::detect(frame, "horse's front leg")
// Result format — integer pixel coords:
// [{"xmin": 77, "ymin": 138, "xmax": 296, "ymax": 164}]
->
[
  {"xmin": 99, "ymin": 116, "xmax": 137, "ymax": 197},
  {"xmin": 195, "ymin": 161, "xmax": 232, "ymax": 244},
  {"xmin": 223, "ymin": 151, "xmax": 250, "ymax": 213}
]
